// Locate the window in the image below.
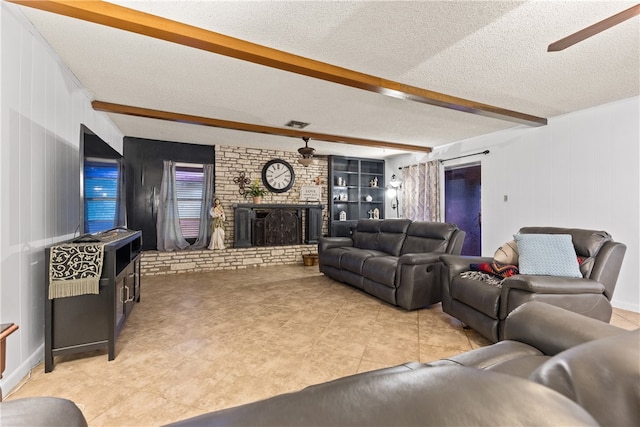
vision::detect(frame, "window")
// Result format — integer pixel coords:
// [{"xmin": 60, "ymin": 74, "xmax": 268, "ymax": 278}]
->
[
  {"xmin": 84, "ymin": 159, "xmax": 119, "ymax": 233},
  {"xmin": 175, "ymin": 164, "xmax": 204, "ymax": 239}
]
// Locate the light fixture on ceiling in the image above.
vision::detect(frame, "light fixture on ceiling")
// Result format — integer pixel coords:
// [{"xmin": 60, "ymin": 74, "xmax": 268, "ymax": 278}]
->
[
  {"xmin": 298, "ymin": 137, "xmax": 315, "ymax": 167},
  {"xmin": 285, "ymin": 120, "xmax": 310, "ymax": 129}
]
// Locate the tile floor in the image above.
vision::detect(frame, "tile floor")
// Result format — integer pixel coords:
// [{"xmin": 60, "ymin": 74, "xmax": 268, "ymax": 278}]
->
[{"xmin": 5, "ymin": 265, "xmax": 639, "ymax": 426}]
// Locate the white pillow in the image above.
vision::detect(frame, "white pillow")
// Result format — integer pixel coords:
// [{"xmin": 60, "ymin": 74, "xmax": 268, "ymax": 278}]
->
[{"xmin": 514, "ymin": 233, "xmax": 582, "ymax": 277}]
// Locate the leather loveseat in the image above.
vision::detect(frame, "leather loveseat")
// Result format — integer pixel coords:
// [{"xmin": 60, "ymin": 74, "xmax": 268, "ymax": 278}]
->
[
  {"xmin": 166, "ymin": 301, "xmax": 639, "ymax": 427},
  {"xmin": 318, "ymin": 219, "xmax": 465, "ymax": 310}
]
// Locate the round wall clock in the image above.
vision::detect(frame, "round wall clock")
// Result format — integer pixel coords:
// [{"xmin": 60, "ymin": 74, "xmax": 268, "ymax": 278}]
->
[{"xmin": 262, "ymin": 159, "xmax": 295, "ymax": 193}]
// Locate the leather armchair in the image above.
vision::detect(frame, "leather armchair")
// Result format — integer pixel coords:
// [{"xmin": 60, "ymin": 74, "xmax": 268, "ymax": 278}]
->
[{"xmin": 440, "ymin": 227, "xmax": 626, "ymax": 342}]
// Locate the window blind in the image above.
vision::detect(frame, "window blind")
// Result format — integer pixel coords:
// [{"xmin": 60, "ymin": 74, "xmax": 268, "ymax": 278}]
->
[{"xmin": 175, "ymin": 166, "xmax": 204, "ymax": 238}]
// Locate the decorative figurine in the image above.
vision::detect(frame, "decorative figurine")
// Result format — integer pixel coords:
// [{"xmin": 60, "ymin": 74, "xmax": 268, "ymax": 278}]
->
[
  {"xmin": 373, "ymin": 208, "xmax": 380, "ymax": 219},
  {"xmin": 233, "ymin": 171, "xmax": 251, "ymax": 197},
  {"xmin": 369, "ymin": 177, "xmax": 378, "ymax": 187},
  {"xmin": 208, "ymin": 198, "xmax": 226, "ymax": 250},
  {"xmin": 365, "ymin": 194, "xmax": 373, "ymax": 202},
  {"xmin": 368, "ymin": 209, "xmax": 374, "ymax": 219}
]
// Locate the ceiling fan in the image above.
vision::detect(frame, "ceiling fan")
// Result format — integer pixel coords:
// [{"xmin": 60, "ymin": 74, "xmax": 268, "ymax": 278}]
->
[
  {"xmin": 548, "ymin": 4, "xmax": 640, "ymax": 51},
  {"xmin": 297, "ymin": 137, "xmax": 315, "ymax": 167}
]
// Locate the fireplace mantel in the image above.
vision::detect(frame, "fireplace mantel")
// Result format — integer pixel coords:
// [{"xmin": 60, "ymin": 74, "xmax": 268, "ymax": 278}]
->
[{"xmin": 233, "ymin": 203, "xmax": 324, "ymax": 248}]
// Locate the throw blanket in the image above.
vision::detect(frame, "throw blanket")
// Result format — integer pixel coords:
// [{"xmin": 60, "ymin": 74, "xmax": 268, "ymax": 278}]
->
[
  {"xmin": 459, "ymin": 262, "xmax": 519, "ymax": 288},
  {"xmin": 471, "ymin": 262, "xmax": 519, "ymax": 279},
  {"xmin": 49, "ymin": 243, "xmax": 105, "ymax": 299}
]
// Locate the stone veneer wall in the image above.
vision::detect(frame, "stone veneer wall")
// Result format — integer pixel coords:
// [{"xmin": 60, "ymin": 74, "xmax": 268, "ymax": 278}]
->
[{"xmin": 141, "ymin": 144, "xmax": 329, "ymax": 276}]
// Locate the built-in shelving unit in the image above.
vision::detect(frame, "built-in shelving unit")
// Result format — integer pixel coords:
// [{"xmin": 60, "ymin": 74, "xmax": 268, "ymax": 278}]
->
[{"xmin": 328, "ymin": 156, "xmax": 385, "ymax": 236}]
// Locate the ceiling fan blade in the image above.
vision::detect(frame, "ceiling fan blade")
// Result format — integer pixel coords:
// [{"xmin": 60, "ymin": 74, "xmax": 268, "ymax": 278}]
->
[{"xmin": 548, "ymin": 3, "xmax": 640, "ymax": 52}]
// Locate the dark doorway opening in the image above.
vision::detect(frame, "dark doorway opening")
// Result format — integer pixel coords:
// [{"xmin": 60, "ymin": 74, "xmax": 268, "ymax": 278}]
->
[{"xmin": 445, "ymin": 164, "xmax": 481, "ymax": 256}]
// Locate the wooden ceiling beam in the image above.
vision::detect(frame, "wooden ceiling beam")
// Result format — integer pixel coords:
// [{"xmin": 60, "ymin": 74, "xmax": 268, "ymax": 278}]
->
[
  {"xmin": 92, "ymin": 101, "xmax": 432, "ymax": 153},
  {"xmin": 548, "ymin": 4, "xmax": 640, "ymax": 52},
  {"xmin": 10, "ymin": 0, "xmax": 547, "ymax": 127}
]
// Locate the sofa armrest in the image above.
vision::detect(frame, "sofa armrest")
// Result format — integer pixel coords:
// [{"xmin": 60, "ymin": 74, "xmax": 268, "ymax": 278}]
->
[
  {"xmin": 0, "ymin": 397, "xmax": 88, "ymax": 427},
  {"xmin": 395, "ymin": 253, "xmax": 447, "ymax": 309},
  {"xmin": 501, "ymin": 275, "xmax": 605, "ymax": 295},
  {"xmin": 318, "ymin": 237, "xmax": 353, "ymax": 253},
  {"xmin": 398, "ymin": 252, "xmax": 442, "ymax": 265},
  {"xmin": 503, "ymin": 301, "xmax": 625, "ymax": 355},
  {"xmin": 439, "ymin": 254, "xmax": 494, "ymax": 279}
]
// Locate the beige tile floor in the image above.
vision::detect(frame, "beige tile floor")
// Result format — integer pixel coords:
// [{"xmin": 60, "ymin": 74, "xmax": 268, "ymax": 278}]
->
[{"xmin": 6, "ymin": 264, "xmax": 639, "ymax": 426}]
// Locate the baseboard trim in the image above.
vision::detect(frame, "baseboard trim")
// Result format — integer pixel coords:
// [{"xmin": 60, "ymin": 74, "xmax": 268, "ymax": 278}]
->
[{"xmin": 0, "ymin": 344, "xmax": 44, "ymax": 400}]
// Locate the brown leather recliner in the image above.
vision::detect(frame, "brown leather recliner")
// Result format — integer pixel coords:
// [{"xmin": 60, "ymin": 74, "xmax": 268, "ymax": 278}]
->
[{"xmin": 440, "ymin": 227, "xmax": 626, "ymax": 342}]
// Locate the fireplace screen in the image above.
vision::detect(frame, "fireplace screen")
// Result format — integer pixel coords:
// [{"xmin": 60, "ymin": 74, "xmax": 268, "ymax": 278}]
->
[{"xmin": 252, "ymin": 208, "xmax": 301, "ymax": 246}]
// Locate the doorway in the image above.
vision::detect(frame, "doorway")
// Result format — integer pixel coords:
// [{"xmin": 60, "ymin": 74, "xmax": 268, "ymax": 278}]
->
[{"xmin": 445, "ymin": 164, "xmax": 481, "ymax": 256}]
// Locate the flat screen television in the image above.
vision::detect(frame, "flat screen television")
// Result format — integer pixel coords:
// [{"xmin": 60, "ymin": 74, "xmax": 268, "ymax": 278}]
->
[{"xmin": 79, "ymin": 124, "xmax": 126, "ymax": 235}]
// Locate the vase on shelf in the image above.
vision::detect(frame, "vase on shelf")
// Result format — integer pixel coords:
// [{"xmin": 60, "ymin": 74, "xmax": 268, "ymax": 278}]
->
[{"xmin": 253, "ymin": 196, "xmax": 262, "ymax": 204}]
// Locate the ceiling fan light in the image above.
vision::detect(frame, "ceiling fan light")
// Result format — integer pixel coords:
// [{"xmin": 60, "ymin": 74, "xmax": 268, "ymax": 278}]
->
[
  {"xmin": 298, "ymin": 157, "xmax": 313, "ymax": 167},
  {"xmin": 298, "ymin": 137, "xmax": 315, "ymax": 167}
]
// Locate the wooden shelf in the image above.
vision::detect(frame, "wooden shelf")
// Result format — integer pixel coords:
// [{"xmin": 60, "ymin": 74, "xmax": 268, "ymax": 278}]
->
[{"xmin": 329, "ymin": 156, "xmax": 385, "ymax": 236}]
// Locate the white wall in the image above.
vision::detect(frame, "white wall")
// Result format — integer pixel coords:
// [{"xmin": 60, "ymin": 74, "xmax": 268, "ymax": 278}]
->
[
  {"xmin": 0, "ymin": 3, "xmax": 124, "ymax": 397},
  {"xmin": 390, "ymin": 97, "xmax": 639, "ymax": 312}
]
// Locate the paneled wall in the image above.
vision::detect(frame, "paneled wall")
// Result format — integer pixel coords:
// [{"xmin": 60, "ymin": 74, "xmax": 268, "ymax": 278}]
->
[{"xmin": 0, "ymin": 3, "xmax": 125, "ymax": 397}]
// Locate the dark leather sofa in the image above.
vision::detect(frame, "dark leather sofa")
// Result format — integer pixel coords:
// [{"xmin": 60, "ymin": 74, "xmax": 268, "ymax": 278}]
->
[
  {"xmin": 318, "ymin": 219, "xmax": 465, "ymax": 310},
  {"xmin": 440, "ymin": 226, "xmax": 626, "ymax": 342},
  {"xmin": 166, "ymin": 301, "xmax": 639, "ymax": 426}
]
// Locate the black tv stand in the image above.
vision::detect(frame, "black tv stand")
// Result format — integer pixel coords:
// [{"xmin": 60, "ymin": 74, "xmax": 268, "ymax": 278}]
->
[{"xmin": 44, "ymin": 230, "xmax": 142, "ymax": 372}]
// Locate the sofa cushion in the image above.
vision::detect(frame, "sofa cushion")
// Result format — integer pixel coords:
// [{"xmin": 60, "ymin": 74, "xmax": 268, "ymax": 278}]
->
[
  {"xmin": 340, "ymin": 249, "xmax": 388, "ymax": 274},
  {"xmin": 377, "ymin": 219, "xmax": 411, "ymax": 256},
  {"xmin": 352, "ymin": 220, "xmax": 381, "ymax": 250},
  {"xmin": 514, "ymin": 233, "xmax": 582, "ymax": 278},
  {"xmin": 530, "ymin": 329, "xmax": 640, "ymax": 427},
  {"xmin": 362, "ymin": 256, "xmax": 399, "ymax": 287},
  {"xmin": 443, "ymin": 340, "xmax": 543, "ymax": 373},
  {"xmin": 450, "ymin": 276, "xmax": 501, "ymax": 318},
  {"xmin": 319, "ymin": 247, "xmax": 354, "ymax": 269},
  {"xmin": 401, "ymin": 221, "xmax": 455, "ymax": 254}
]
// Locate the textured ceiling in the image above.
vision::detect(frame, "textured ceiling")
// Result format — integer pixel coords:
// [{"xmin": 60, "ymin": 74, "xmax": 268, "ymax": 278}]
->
[{"xmin": 14, "ymin": 0, "xmax": 640, "ymax": 158}]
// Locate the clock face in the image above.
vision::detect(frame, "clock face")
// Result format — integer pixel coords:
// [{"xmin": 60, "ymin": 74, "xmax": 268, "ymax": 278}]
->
[{"xmin": 262, "ymin": 159, "xmax": 295, "ymax": 193}]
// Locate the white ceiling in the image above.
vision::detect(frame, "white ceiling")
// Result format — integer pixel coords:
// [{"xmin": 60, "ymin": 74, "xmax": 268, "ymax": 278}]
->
[{"xmin": 16, "ymin": 0, "xmax": 640, "ymax": 158}]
